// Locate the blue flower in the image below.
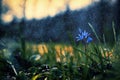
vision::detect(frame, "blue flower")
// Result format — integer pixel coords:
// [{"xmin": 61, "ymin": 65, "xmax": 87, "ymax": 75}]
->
[{"xmin": 76, "ymin": 28, "xmax": 93, "ymax": 44}]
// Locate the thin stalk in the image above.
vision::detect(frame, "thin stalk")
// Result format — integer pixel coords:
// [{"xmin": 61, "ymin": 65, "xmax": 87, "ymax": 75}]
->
[
  {"xmin": 7, "ymin": 60, "xmax": 18, "ymax": 76},
  {"xmin": 88, "ymin": 23, "xmax": 100, "ymax": 43},
  {"xmin": 103, "ymin": 34, "xmax": 106, "ymax": 47},
  {"xmin": 83, "ymin": 44, "xmax": 89, "ymax": 80},
  {"xmin": 112, "ymin": 21, "xmax": 116, "ymax": 44}
]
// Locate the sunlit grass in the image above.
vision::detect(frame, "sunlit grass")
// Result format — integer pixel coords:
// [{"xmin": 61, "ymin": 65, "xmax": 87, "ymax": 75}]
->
[
  {"xmin": 0, "ymin": 38, "xmax": 118, "ymax": 80},
  {"xmin": 0, "ymin": 23, "xmax": 120, "ymax": 80},
  {"xmin": 25, "ymin": 43, "xmax": 74, "ymax": 62},
  {"xmin": 24, "ymin": 42, "xmax": 113, "ymax": 63}
]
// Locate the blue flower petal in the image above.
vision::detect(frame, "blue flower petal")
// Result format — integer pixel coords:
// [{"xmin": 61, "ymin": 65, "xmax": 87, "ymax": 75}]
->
[
  {"xmin": 82, "ymin": 30, "xmax": 89, "ymax": 38},
  {"xmin": 76, "ymin": 35, "xmax": 83, "ymax": 41},
  {"xmin": 86, "ymin": 37, "xmax": 93, "ymax": 43}
]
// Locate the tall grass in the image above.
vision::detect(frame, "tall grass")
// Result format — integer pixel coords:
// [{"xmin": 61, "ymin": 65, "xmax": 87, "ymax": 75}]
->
[
  {"xmin": 112, "ymin": 22, "xmax": 117, "ymax": 44},
  {"xmin": 0, "ymin": 23, "xmax": 120, "ymax": 80},
  {"xmin": 88, "ymin": 23, "xmax": 101, "ymax": 43}
]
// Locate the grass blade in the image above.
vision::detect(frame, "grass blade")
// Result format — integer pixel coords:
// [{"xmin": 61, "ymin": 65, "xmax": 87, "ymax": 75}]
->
[
  {"xmin": 88, "ymin": 23, "xmax": 100, "ymax": 43},
  {"xmin": 112, "ymin": 21, "xmax": 116, "ymax": 43}
]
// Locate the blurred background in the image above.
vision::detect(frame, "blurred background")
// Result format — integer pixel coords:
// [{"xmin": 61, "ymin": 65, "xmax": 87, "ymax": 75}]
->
[{"xmin": 0, "ymin": 0, "xmax": 120, "ymax": 44}]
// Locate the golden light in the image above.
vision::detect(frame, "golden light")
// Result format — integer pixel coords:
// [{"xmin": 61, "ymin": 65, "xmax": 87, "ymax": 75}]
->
[
  {"xmin": 2, "ymin": 12, "xmax": 13, "ymax": 23},
  {"xmin": 69, "ymin": 0, "xmax": 92, "ymax": 10},
  {"xmin": 2, "ymin": 0, "xmax": 94, "ymax": 22}
]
